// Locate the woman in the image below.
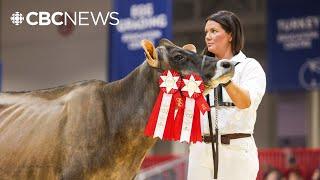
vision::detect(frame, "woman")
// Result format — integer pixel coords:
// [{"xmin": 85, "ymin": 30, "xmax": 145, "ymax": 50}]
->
[{"xmin": 188, "ymin": 11, "xmax": 266, "ymax": 179}]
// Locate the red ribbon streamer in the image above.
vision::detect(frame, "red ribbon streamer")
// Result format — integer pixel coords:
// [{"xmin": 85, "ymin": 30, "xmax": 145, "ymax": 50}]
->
[
  {"xmin": 174, "ymin": 74, "xmax": 210, "ymax": 143},
  {"xmin": 144, "ymin": 70, "xmax": 182, "ymax": 140}
]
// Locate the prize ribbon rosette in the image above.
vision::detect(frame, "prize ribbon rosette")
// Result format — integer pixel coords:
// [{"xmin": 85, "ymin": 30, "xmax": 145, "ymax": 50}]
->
[
  {"xmin": 144, "ymin": 70, "xmax": 183, "ymax": 140},
  {"xmin": 173, "ymin": 74, "xmax": 210, "ymax": 143}
]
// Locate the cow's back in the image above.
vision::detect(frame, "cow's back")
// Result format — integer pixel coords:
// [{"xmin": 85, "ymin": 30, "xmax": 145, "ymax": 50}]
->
[{"xmin": 0, "ymin": 80, "xmax": 107, "ymax": 179}]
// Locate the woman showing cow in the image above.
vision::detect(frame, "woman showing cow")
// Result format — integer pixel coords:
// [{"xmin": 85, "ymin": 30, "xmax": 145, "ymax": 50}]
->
[{"xmin": 187, "ymin": 10, "xmax": 266, "ymax": 180}]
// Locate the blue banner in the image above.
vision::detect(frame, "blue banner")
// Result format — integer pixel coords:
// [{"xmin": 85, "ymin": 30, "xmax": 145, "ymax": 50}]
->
[
  {"xmin": 267, "ymin": 0, "xmax": 320, "ymax": 91},
  {"xmin": 109, "ymin": 0, "xmax": 172, "ymax": 81}
]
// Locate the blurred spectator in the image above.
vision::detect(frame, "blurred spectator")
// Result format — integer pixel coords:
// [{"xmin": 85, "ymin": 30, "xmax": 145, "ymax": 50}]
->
[
  {"xmin": 263, "ymin": 167, "xmax": 284, "ymax": 180},
  {"xmin": 284, "ymin": 150, "xmax": 305, "ymax": 180},
  {"xmin": 284, "ymin": 148, "xmax": 297, "ymax": 168},
  {"xmin": 285, "ymin": 168, "xmax": 303, "ymax": 180},
  {"xmin": 312, "ymin": 168, "xmax": 320, "ymax": 180}
]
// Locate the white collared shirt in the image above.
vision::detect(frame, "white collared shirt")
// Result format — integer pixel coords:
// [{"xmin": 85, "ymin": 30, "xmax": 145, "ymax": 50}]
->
[{"xmin": 201, "ymin": 51, "xmax": 266, "ymax": 134}]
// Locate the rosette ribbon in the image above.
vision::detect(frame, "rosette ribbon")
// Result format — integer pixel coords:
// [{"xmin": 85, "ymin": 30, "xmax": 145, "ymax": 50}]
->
[
  {"xmin": 174, "ymin": 74, "xmax": 210, "ymax": 143},
  {"xmin": 144, "ymin": 70, "xmax": 183, "ymax": 140}
]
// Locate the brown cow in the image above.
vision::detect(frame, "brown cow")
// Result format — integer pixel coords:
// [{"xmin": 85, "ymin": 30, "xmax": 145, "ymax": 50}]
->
[{"xmin": 0, "ymin": 39, "xmax": 234, "ymax": 180}]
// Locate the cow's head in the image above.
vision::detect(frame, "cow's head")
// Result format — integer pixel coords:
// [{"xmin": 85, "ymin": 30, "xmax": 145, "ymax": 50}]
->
[{"xmin": 141, "ymin": 38, "xmax": 234, "ymax": 92}]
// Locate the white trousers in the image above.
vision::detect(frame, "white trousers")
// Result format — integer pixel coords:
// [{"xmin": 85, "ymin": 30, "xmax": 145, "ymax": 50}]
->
[{"xmin": 188, "ymin": 136, "xmax": 259, "ymax": 180}]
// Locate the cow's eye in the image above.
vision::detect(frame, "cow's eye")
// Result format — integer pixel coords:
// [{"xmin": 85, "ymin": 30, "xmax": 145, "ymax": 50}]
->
[{"xmin": 173, "ymin": 54, "xmax": 185, "ymax": 62}]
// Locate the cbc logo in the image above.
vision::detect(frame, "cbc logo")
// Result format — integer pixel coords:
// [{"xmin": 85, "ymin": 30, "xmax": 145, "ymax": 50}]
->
[
  {"xmin": 10, "ymin": 11, "xmax": 71, "ymax": 26},
  {"xmin": 10, "ymin": 12, "xmax": 24, "ymax": 26},
  {"xmin": 10, "ymin": 11, "xmax": 119, "ymax": 26}
]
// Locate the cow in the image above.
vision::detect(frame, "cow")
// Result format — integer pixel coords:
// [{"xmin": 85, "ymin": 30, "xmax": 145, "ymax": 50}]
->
[{"xmin": 0, "ymin": 39, "xmax": 234, "ymax": 180}]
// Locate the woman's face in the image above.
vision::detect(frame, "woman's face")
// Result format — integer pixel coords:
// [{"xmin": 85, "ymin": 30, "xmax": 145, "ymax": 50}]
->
[{"xmin": 205, "ymin": 20, "xmax": 232, "ymax": 57}]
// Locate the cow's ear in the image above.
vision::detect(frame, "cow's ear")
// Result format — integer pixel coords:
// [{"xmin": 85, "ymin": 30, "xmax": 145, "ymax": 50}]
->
[
  {"xmin": 141, "ymin": 39, "xmax": 159, "ymax": 68},
  {"xmin": 182, "ymin": 44, "xmax": 197, "ymax": 53}
]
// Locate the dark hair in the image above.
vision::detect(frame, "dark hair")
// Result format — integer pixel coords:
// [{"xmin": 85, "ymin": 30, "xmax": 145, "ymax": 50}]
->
[{"xmin": 202, "ymin": 10, "xmax": 244, "ymax": 57}]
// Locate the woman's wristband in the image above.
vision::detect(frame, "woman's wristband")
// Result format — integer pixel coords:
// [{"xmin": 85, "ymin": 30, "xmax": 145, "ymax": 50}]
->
[{"xmin": 222, "ymin": 80, "xmax": 232, "ymax": 87}]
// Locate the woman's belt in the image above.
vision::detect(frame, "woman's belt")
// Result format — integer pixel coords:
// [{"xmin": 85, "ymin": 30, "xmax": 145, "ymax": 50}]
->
[{"xmin": 202, "ymin": 133, "xmax": 251, "ymax": 144}]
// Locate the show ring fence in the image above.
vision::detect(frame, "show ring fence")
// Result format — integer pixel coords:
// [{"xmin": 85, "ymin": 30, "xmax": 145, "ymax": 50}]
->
[{"xmin": 136, "ymin": 148, "xmax": 320, "ymax": 180}]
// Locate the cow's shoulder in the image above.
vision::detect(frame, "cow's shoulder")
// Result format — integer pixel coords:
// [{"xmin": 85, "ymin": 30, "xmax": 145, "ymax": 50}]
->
[{"xmin": 62, "ymin": 80, "xmax": 106, "ymax": 100}]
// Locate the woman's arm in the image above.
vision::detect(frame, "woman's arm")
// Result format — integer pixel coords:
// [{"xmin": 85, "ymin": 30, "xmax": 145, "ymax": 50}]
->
[
  {"xmin": 224, "ymin": 82, "xmax": 251, "ymax": 109},
  {"xmin": 223, "ymin": 59, "xmax": 266, "ymax": 110}
]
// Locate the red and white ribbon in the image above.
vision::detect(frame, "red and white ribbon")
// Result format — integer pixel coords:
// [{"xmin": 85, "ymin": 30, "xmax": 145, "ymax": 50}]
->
[
  {"xmin": 144, "ymin": 70, "xmax": 183, "ymax": 140},
  {"xmin": 174, "ymin": 74, "xmax": 210, "ymax": 143}
]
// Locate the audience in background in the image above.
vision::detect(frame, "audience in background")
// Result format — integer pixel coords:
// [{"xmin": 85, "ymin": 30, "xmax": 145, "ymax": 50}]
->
[
  {"xmin": 285, "ymin": 168, "xmax": 303, "ymax": 180},
  {"xmin": 263, "ymin": 167, "xmax": 284, "ymax": 180},
  {"xmin": 283, "ymin": 151, "xmax": 305, "ymax": 180},
  {"xmin": 261, "ymin": 149, "xmax": 319, "ymax": 179},
  {"xmin": 312, "ymin": 167, "xmax": 320, "ymax": 180}
]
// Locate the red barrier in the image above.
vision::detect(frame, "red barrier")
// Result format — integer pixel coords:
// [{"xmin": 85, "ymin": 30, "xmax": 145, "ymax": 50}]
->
[
  {"xmin": 140, "ymin": 154, "xmax": 178, "ymax": 169},
  {"xmin": 258, "ymin": 148, "xmax": 320, "ymax": 179},
  {"xmin": 141, "ymin": 148, "xmax": 320, "ymax": 179}
]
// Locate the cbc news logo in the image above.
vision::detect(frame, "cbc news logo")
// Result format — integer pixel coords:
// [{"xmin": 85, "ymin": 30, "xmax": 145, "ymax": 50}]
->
[
  {"xmin": 11, "ymin": 12, "xmax": 24, "ymax": 25},
  {"xmin": 10, "ymin": 11, "xmax": 119, "ymax": 26}
]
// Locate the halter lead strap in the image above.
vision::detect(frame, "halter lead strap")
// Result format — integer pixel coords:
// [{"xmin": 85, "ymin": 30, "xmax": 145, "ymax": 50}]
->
[
  {"xmin": 201, "ymin": 55, "xmax": 207, "ymax": 71},
  {"xmin": 206, "ymin": 61, "xmax": 240, "ymax": 179}
]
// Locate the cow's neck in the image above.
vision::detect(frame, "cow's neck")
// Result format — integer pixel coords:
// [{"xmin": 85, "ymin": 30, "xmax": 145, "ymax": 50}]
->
[
  {"xmin": 114, "ymin": 61, "xmax": 160, "ymax": 118},
  {"xmin": 113, "ymin": 61, "xmax": 160, "ymax": 133},
  {"xmin": 104, "ymin": 61, "xmax": 160, "ymax": 178}
]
